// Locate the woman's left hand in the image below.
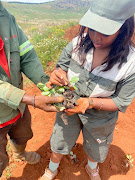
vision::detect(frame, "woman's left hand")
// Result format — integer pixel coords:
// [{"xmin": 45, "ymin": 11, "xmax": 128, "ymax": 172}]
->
[{"xmin": 65, "ymin": 98, "xmax": 91, "ymax": 116}]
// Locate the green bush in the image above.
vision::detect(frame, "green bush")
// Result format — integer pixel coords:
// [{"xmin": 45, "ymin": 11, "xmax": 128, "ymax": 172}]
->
[
  {"xmin": 31, "ymin": 22, "xmax": 76, "ymax": 70},
  {"xmin": 35, "ymin": 36, "xmax": 68, "ymax": 69}
]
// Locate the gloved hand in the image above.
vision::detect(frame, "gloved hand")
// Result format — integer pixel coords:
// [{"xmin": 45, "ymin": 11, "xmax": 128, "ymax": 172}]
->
[
  {"xmin": 46, "ymin": 67, "xmax": 69, "ymax": 89},
  {"xmin": 65, "ymin": 98, "xmax": 94, "ymax": 116}
]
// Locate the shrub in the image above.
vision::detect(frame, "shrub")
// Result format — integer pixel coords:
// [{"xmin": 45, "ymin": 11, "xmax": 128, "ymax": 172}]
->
[
  {"xmin": 31, "ymin": 22, "xmax": 76, "ymax": 70},
  {"xmin": 35, "ymin": 36, "xmax": 68, "ymax": 68}
]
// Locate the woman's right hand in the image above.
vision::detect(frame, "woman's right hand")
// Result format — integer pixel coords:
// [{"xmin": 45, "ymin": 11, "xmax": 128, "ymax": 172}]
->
[{"xmin": 46, "ymin": 67, "xmax": 69, "ymax": 89}]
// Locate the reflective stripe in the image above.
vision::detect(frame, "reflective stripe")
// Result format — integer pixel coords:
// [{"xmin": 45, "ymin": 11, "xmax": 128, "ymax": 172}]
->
[
  {"xmin": 20, "ymin": 40, "xmax": 30, "ymax": 50},
  {"xmin": 20, "ymin": 40, "xmax": 33, "ymax": 56}
]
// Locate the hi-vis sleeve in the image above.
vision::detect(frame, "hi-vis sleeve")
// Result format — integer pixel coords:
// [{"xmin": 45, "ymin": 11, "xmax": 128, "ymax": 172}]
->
[{"xmin": 20, "ymin": 40, "xmax": 33, "ymax": 56}]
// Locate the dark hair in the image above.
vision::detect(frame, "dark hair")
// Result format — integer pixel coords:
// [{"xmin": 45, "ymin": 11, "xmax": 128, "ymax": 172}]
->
[{"xmin": 73, "ymin": 16, "xmax": 135, "ymax": 71}]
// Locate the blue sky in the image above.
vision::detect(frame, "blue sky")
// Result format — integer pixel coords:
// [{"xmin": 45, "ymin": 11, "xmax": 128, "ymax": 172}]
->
[{"xmin": 1, "ymin": 0, "xmax": 56, "ymax": 3}]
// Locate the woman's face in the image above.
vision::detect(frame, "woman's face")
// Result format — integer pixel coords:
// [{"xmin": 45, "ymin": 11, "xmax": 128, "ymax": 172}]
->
[{"xmin": 88, "ymin": 28, "xmax": 120, "ymax": 50}]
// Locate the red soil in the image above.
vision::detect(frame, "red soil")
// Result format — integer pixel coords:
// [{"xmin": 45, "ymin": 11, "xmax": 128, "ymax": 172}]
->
[{"xmin": 2, "ymin": 25, "xmax": 135, "ymax": 180}]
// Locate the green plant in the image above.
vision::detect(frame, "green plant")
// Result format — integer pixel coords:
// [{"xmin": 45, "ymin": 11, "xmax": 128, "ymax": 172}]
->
[
  {"xmin": 30, "ymin": 22, "xmax": 78, "ymax": 71},
  {"xmin": 126, "ymin": 154, "xmax": 134, "ymax": 168},
  {"xmin": 35, "ymin": 36, "xmax": 68, "ymax": 69},
  {"xmin": 70, "ymin": 151, "xmax": 77, "ymax": 162},
  {"xmin": 37, "ymin": 76, "xmax": 79, "ymax": 95},
  {"xmin": 37, "ymin": 76, "xmax": 79, "ymax": 111},
  {"xmin": 37, "ymin": 76, "xmax": 79, "ymax": 125}
]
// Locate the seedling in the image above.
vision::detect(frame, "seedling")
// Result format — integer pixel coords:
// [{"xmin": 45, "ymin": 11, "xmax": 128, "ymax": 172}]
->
[
  {"xmin": 125, "ymin": 154, "xmax": 134, "ymax": 168},
  {"xmin": 70, "ymin": 151, "xmax": 77, "ymax": 163},
  {"xmin": 37, "ymin": 76, "xmax": 78, "ymax": 94},
  {"xmin": 37, "ymin": 76, "xmax": 79, "ymax": 125}
]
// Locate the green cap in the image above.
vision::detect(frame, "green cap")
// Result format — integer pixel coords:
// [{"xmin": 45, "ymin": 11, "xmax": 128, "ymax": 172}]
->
[{"xmin": 79, "ymin": 0, "xmax": 135, "ymax": 35}]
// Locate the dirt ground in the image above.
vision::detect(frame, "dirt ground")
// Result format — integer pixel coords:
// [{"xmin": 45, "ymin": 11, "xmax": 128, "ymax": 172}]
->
[{"xmin": 1, "ymin": 25, "xmax": 135, "ymax": 180}]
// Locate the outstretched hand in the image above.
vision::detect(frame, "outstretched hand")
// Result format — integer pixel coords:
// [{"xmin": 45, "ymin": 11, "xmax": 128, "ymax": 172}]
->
[
  {"xmin": 65, "ymin": 98, "xmax": 92, "ymax": 116},
  {"xmin": 46, "ymin": 67, "xmax": 69, "ymax": 89},
  {"xmin": 35, "ymin": 95, "xmax": 64, "ymax": 112}
]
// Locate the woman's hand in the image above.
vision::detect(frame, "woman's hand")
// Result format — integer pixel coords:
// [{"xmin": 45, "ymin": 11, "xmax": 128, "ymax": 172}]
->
[
  {"xmin": 65, "ymin": 98, "xmax": 93, "ymax": 116},
  {"xmin": 46, "ymin": 67, "xmax": 69, "ymax": 89},
  {"xmin": 21, "ymin": 94, "xmax": 64, "ymax": 112}
]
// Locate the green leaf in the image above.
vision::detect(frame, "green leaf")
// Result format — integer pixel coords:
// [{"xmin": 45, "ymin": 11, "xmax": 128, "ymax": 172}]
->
[
  {"xmin": 43, "ymin": 86, "xmax": 50, "ymax": 92},
  {"xmin": 41, "ymin": 91, "xmax": 50, "ymax": 96},
  {"xmin": 64, "ymin": 86, "xmax": 70, "ymax": 90},
  {"xmin": 37, "ymin": 83, "xmax": 45, "ymax": 89},
  {"xmin": 57, "ymin": 87, "xmax": 65, "ymax": 93},
  {"xmin": 127, "ymin": 155, "xmax": 129, "ymax": 159},
  {"xmin": 53, "ymin": 104, "xmax": 65, "ymax": 110},
  {"xmin": 59, "ymin": 107, "xmax": 66, "ymax": 111},
  {"xmin": 73, "ymin": 85, "xmax": 78, "ymax": 90},
  {"xmin": 53, "ymin": 104, "xmax": 59, "ymax": 108},
  {"xmin": 70, "ymin": 151, "xmax": 74, "ymax": 156},
  {"xmin": 50, "ymin": 88, "xmax": 55, "ymax": 95},
  {"xmin": 55, "ymin": 86, "xmax": 62, "ymax": 90},
  {"xmin": 70, "ymin": 76, "xmax": 79, "ymax": 83}
]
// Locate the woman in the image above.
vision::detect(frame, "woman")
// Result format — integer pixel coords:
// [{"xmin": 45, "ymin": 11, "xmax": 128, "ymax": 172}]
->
[{"xmin": 41, "ymin": 0, "xmax": 135, "ymax": 179}]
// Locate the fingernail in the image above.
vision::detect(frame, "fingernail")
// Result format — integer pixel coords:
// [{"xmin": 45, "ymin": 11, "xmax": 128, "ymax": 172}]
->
[
  {"xmin": 60, "ymin": 84, "xmax": 63, "ymax": 86},
  {"xmin": 61, "ymin": 77, "xmax": 63, "ymax": 79}
]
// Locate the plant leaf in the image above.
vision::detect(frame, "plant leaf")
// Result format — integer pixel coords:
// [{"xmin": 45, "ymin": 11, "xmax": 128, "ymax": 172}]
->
[
  {"xmin": 64, "ymin": 86, "xmax": 70, "ymax": 90},
  {"xmin": 73, "ymin": 85, "xmax": 78, "ymax": 90},
  {"xmin": 43, "ymin": 86, "xmax": 50, "ymax": 92},
  {"xmin": 41, "ymin": 91, "xmax": 50, "ymax": 96},
  {"xmin": 70, "ymin": 151, "xmax": 74, "ymax": 156},
  {"xmin": 37, "ymin": 83, "xmax": 45, "ymax": 89},
  {"xmin": 70, "ymin": 76, "xmax": 79, "ymax": 83},
  {"xmin": 59, "ymin": 107, "xmax": 66, "ymax": 111},
  {"xmin": 50, "ymin": 88, "xmax": 55, "ymax": 95},
  {"xmin": 57, "ymin": 87, "xmax": 65, "ymax": 93}
]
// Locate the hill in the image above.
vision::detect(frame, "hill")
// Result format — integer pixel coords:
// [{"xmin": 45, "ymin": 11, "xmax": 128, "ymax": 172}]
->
[
  {"xmin": 2, "ymin": 0, "xmax": 91, "ymax": 39},
  {"xmin": 4, "ymin": 0, "xmax": 91, "ymax": 7},
  {"xmin": 52, "ymin": 0, "xmax": 91, "ymax": 9},
  {"xmin": 3, "ymin": 0, "xmax": 89, "ymax": 22}
]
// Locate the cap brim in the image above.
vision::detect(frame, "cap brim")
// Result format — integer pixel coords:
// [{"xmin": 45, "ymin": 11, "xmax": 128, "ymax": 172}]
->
[{"xmin": 79, "ymin": 9, "xmax": 125, "ymax": 35}]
